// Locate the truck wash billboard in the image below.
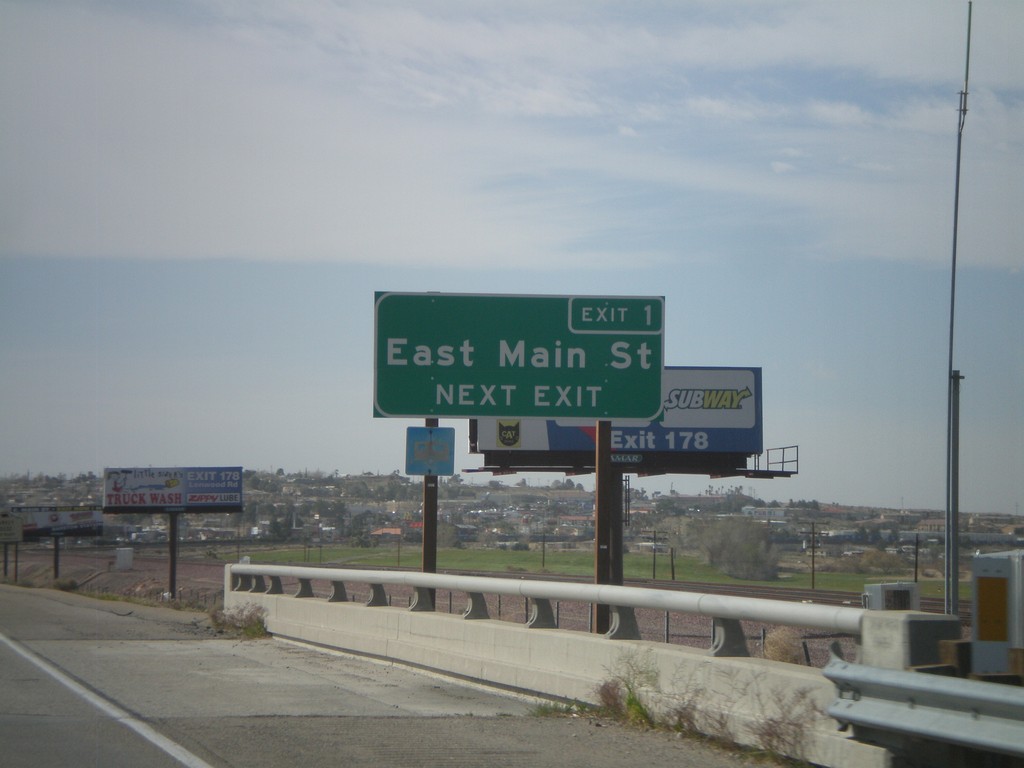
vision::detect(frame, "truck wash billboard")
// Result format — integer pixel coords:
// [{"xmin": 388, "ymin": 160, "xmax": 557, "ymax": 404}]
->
[
  {"xmin": 103, "ymin": 467, "xmax": 244, "ymax": 513},
  {"xmin": 474, "ymin": 367, "xmax": 762, "ymax": 455}
]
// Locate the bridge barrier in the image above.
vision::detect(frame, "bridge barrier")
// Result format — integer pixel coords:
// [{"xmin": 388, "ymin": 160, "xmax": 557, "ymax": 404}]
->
[
  {"xmin": 825, "ymin": 650, "xmax": 1024, "ymax": 766},
  {"xmin": 224, "ymin": 564, "xmax": 962, "ymax": 768}
]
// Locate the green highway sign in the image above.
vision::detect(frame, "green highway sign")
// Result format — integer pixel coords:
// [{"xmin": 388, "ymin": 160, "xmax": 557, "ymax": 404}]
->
[{"xmin": 374, "ymin": 292, "xmax": 664, "ymax": 419}]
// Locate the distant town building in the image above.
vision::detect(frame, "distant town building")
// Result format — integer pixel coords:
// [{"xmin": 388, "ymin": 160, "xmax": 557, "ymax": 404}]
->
[{"xmin": 741, "ymin": 506, "xmax": 787, "ymax": 521}]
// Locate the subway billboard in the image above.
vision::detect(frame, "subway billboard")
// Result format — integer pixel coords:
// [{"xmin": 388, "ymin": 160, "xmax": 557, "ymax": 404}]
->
[{"xmin": 473, "ymin": 367, "xmax": 762, "ymax": 456}]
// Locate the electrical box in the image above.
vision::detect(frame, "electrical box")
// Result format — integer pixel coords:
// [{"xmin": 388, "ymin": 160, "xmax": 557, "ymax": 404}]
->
[
  {"xmin": 115, "ymin": 547, "xmax": 133, "ymax": 571},
  {"xmin": 862, "ymin": 582, "xmax": 920, "ymax": 611},
  {"xmin": 972, "ymin": 550, "xmax": 1024, "ymax": 674}
]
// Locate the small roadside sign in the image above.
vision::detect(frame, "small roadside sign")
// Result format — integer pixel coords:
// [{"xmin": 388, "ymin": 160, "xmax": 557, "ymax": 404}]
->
[
  {"xmin": 406, "ymin": 427, "xmax": 456, "ymax": 476},
  {"xmin": 0, "ymin": 513, "xmax": 24, "ymax": 543}
]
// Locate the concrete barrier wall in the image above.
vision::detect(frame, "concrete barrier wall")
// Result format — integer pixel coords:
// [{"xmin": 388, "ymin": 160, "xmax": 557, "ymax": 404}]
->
[{"xmin": 226, "ymin": 581, "xmax": 889, "ymax": 768}]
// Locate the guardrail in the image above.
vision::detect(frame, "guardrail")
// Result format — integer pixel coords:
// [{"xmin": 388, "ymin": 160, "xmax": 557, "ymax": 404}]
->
[
  {"xmin": 228, "ymin": 563, "xmax": 864, "ymax": 656},
  {"xmin": 824, "ymin": 650, "xmax": 1024, "ymax": 762}
]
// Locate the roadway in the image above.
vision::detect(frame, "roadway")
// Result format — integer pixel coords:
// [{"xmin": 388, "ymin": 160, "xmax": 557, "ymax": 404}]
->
[{"xmin": 0, "ymin": 584, "xmax": 754, "ymax": 768}]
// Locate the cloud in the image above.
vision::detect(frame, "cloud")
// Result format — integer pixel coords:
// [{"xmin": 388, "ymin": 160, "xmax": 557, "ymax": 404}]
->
[
  {"xmin": 778, "ymin": 147, "xmax": 807, "ymax": 158},
  {"xmin": 685, "ymin": 96, "xmax": 786, "ymax": 122},
  {"xmin": 806, "ymin": 100, "xmax": 871, "ymax": 127},
  {"xmin": 1, "ymin": 1, "xmax": 1020, "ymax": 270},
  {"xmin": 802, "ymin": 361, "xmax": 838, "ymax": 381}
]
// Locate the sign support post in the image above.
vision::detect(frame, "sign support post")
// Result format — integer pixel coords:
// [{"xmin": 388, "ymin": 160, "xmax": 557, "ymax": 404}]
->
[
  {"xmin": 593, "ymin": 420, "xmax": 624, "ymax": 634},
  {"xmin": 422, "ymin": 419, "xmax": 439, "ymax": 583},
  {"xmin": 405, "ymin": 420, "xmax": 455, "ymax": 610},
  {"xmin": 168, "ymin": 511, "xmax": 179, "ymax": 599}
]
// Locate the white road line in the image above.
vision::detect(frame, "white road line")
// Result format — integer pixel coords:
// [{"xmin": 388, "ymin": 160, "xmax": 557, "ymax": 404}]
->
[{"xmin": 0, "ymin": 631, "xmax": 217, "ymax": 768}]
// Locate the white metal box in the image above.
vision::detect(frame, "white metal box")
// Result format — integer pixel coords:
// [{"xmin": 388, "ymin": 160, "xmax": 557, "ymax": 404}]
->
[{"xmin": 862, "ymin": 582, "xmax": 920, "ymax": 611}]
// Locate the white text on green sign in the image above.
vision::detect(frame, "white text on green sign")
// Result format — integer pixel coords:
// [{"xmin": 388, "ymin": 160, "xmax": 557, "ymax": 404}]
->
[{"xmin": 374, "ymin": 293, "xmax": 664, "ymax": 419}]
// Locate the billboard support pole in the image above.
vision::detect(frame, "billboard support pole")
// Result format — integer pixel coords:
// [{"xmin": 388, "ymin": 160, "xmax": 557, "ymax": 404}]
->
[
  {"xmin": 52, "ymin": 536, "xmax": 60, "ymax": 579},
  {"xmin": 168, "ymin": 512, "xmax": 179, "ymax": 599},
  {"xmin": 593, "ymin": 420, "xmax": 623, "ymax": 634}
]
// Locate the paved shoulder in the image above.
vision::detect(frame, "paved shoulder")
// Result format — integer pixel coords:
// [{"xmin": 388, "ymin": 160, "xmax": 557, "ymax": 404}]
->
[{"xmin": 0, "ymin": 585, "xmax": 752, "ymax": 768}]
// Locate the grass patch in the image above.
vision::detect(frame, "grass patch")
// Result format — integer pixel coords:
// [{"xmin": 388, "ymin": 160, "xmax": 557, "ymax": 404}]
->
[
  {"xmin": 530, "ymin": 700, "xmax": 591, "ymax": 718},
  {"xmin": 209, "ymin": 602, "xmax": 268, "ymax": 639}
]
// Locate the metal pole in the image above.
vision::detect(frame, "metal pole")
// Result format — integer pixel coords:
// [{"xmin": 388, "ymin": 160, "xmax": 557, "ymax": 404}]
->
[
  {"xmin": 652, "ymin": 529, "xmax": 657, "ymax": 579},
  {"xmin": 610, "ymin": 472, "xmax": 623, "ymax": 589},
  {"xmin": 593, "ymin": 420, "xmax": 616, "ymax": 634},
  {"xmin": 944, "ymin": 1, "xmax": 971, "ymax": 617},
  {"xmin": 168, "ymin": 512, "xmax": 178, "ymax": 598},
  {"xmin": 949, "ymin": 372, "xmax": 962, "ymax": 615},
  {"xmin": 422, "ymin": 418, "xmax": 438, "ymax": 609},
  {"xmin": 811, "ymin": 522, "xmax": 816, "ymax": 591},
  {"xmin": 422, "ymin": 418, "xmax": 438, "ymax": 575}
]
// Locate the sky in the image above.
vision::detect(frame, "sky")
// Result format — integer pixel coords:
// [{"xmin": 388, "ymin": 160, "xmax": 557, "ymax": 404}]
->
[{"xmin": 1, "ymin": 0, "xmax": 1021, "ymax": 513}]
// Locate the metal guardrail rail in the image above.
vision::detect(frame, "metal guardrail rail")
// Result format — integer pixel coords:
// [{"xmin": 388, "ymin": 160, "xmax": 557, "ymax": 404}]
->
[
  {"xmin": 228, "ymin": 563, "xmax": 864, "ymax": 655},
  {"xmin": 824, "ymin": 651, "xmax": 1024, "ymax": 761}
]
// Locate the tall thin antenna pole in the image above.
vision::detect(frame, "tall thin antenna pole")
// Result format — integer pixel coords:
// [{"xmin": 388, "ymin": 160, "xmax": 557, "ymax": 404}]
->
[{"xmin": 945, "ymin": 2, "xmax": 972, "ymax": 616}]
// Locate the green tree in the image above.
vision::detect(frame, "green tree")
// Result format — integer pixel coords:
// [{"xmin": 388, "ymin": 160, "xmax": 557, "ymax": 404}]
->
[
  {"xmin": 268, "ymin": 511, "xmax": 288, "ymax": 540},
  {"xmin": 437, "ymin": 521, "xmax": 462, "ymax": 549},
  {"xmin": 689, "ymin": 517, "xmax": 779, "ymax": 580},
  {"xmin": 348, "ymin": 510, "xmax": 379, "ymax": 547},
  {"xmin": 856, "ymin": 549, "xmax": 907, "ymax": 575}
]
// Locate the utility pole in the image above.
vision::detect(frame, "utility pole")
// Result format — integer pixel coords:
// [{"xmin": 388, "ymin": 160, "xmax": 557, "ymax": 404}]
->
[
  {"xmin": 810, "ymin": 522, "xmax": 816, "ymax": 591},
  {"xmin": 652, "ymin": 529, "xmax": 657, "ymax": 579},
  {"xmin": 944, "ymin": 2, "xmax": 972, "ymax": 617}
]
